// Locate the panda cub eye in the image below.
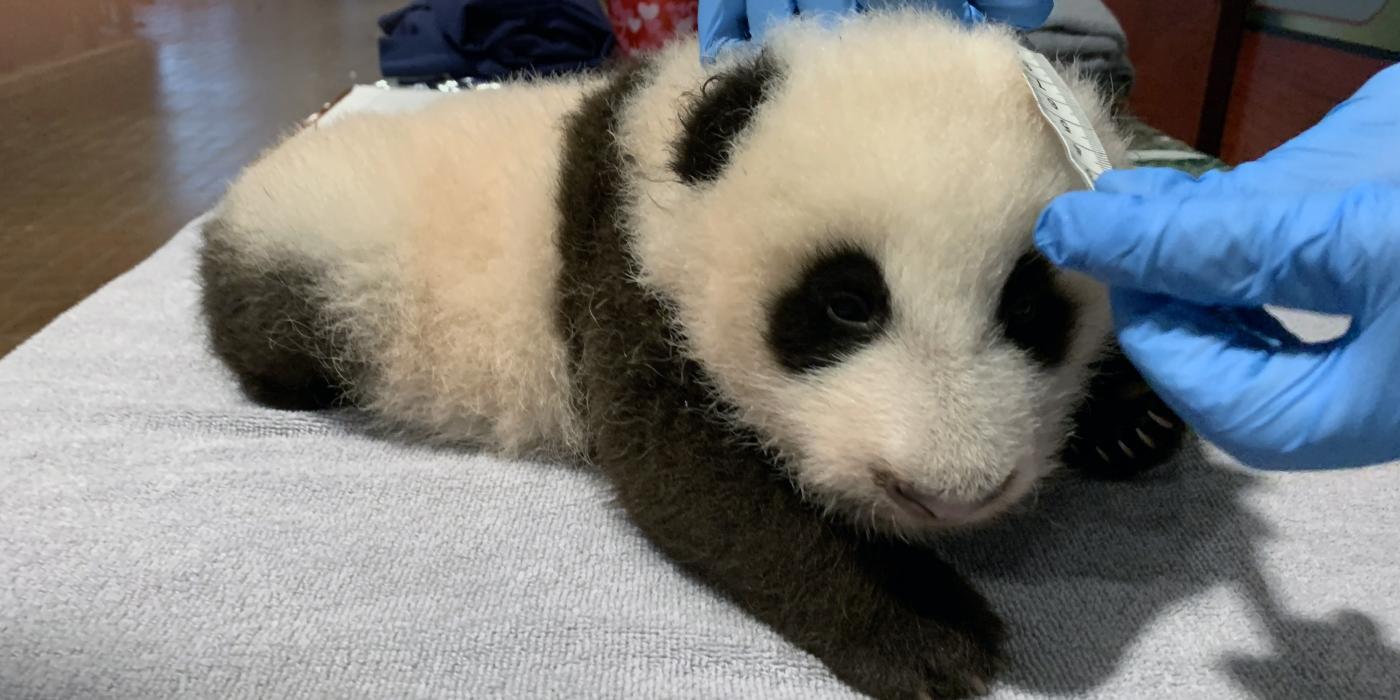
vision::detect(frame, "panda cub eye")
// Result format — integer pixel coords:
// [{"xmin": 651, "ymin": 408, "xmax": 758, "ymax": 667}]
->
[
  {"xmin": 767, "ymin": 249, "xmax": 891, "ymax": 373},
  {"xmin": 826, "ymin": 291, "xmax": 874, "ymax": 328},
  {"xmin": 996, "ymin": 251, "xmax": 1077, "ymax": 367}
]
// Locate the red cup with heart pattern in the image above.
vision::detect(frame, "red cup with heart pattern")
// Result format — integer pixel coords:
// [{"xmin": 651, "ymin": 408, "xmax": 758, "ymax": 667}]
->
[{"xmin": 604, "ymin": 0, "xmax": 698, "ymax": 56}]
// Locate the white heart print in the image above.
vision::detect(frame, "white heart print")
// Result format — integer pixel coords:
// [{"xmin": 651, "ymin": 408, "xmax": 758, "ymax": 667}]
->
[
  {"xmin": 627, "ymin": 16, "xmax": 642, "ymax": 32},
  {"xmin": 637, "ymin": 2, "xmax": 660, "ymax": 20}
]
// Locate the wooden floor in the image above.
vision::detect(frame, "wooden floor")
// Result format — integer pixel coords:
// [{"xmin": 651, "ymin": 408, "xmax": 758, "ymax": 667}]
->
[{"xmin": 0, "ymin": 0, "xmax": 403, "ymax": 356}]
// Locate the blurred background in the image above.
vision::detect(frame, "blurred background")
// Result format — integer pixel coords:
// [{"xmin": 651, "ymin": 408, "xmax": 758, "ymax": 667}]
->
[
  {"xmin": 0, "ymin": 0, "xmax": 1395, "ymax": 357},
  {"xmin": 0, "ymin": 0, "xmax": 401, "ymax": 356}
]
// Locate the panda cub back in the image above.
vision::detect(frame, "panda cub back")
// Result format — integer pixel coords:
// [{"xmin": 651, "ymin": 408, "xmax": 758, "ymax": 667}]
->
[
  {"xmin": 200, "ymin": 10, "xmax": 1133, "ymax": 534},
  {"xmin": 201, "ymin": 78, "xmax": 599, "ymax": 454}
]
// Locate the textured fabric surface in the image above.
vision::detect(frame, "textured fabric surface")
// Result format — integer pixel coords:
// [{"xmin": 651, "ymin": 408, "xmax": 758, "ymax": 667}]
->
[
  {"xmin": 1119, "ymin": 116, "xmax": 1228, "ymax": 176},
  {"xmin": 3, "ymin": 91, "xmax": 1399, "ymax": 700},
  {"xmin": 377, "ymin": 0, "xmax": 616, "ymax": 82},
  {"xmin": 1022, "ymin": 0, "xmax": 1134, "ymax": 99},
  {"xmin": 864, "ymin": 0, "xmax": 1134, "ymax": 98}
]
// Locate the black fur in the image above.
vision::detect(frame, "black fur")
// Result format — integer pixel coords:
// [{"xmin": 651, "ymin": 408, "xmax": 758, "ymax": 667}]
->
[
  {"xmin": 555, "ymin": 63, "xmax": 1003, "ymax": 700},
  {"xmin": 996, "ymin": 251, "xmax": 1075, "ymax": 367},
  {"xmin": 1063, "ymin": 345, "xmax": 1186, "ymax": 479},
  {"xmin": 198, "ymin": 221, "xmax": 357, "ymax": 411},
  {"xmin": 670, "ymin": 52, "xmax": 781, "ymax": 184},
  {"xmin": 991, "ymin": 251, "xmax": 1185, "ymax": 477},
  {"xmin": 767, "ymin": 247, "xmax": 892, "ymax": 374}
]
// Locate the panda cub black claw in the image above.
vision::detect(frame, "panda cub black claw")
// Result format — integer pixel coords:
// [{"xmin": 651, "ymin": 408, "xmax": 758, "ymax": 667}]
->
[
  {"xmin": 1063, "ymin": 346, "xmax": 1188, "ymax": 480},
  {"xmin": 921, "ymin": 624, "xmax": 1004, "ymax": 699},
  {"xmin": 922, "ymin": 646, "xmax": 1001, "ymax": 700},
  {"xmin": 827, "ymin": 613, "xmax": 1004, "ymax": 700},
  {"xmin": 811, "ymin": 556, "xmax": 1006, "ymax": 700}
]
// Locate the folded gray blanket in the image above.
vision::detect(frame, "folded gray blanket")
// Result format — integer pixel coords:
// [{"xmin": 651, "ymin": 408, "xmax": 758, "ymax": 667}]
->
[
  {"xmin": 4, "ymin": 215, "xmax": 1399, "ymax": 700},
  {"xmin": 864, "ymin": 0, "xmax": 1135, "ymax": 98},
  {"xmin": 1032, "ymin": 0, "xmax": 1129, "ymax": 49},
  {"xmin": 1024, "ymin": 0, "xmax": 1135, "ymax": 99}
]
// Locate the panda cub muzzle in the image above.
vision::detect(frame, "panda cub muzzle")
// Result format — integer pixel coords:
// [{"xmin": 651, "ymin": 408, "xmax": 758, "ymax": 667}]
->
[
  {"xmin": 875, "ymin": 465, "xmax": 1019, "ymax": 525},
  {"xmin": 764, "ymin": 245, "xmax": 1067, "ymax": 530}
]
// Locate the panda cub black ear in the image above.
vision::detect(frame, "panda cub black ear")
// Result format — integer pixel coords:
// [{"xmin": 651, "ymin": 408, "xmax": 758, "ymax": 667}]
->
[{"xmin": 671, "ymin": 52, "xmax": 782, "ymax": 184}]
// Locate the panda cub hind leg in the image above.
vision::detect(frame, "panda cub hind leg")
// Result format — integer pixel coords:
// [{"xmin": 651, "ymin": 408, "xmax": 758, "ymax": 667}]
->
[{"xmin": 198, "ymin": 218, "xmax": 359, "ymax": 412}]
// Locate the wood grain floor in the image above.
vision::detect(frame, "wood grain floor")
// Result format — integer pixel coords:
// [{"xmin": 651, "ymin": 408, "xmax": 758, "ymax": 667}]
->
[{"xmin": 0, "ymin": 0, "xmax": 403, "ymax": 356}]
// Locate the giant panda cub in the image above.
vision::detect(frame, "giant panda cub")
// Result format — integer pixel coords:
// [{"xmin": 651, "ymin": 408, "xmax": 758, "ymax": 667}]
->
[{"xmin": 199, "ymin": 10, "xmax": 1183, "ymax": 699}]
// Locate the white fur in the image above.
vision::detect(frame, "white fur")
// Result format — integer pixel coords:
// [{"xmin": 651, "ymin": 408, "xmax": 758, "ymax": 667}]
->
[
  {"xmin": 215, "ymin": 77, "xmax": 601, "ymax": 455},
  {"xmin": 621, "ymin": 13, "xmax": 1123, "ymax": 534},
  {"xmin": 209, "ymin": 10, "xmax": 1125, "ymax": 536}
]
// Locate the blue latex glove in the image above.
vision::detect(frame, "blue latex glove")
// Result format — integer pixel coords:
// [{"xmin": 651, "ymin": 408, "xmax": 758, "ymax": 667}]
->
[
  {"xmin": 698, "ymin": 0, "xmax": 1054, "ymax": 62},
  {"xmin": 1035, "ymin": 64, "xmax": 1400, "ymax": 471}
]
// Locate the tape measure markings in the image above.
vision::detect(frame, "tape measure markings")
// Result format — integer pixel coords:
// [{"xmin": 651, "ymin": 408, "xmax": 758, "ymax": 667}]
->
[{"xmin": 1016, "ymin": 47, "xmax": 1113, "ymax": 190}]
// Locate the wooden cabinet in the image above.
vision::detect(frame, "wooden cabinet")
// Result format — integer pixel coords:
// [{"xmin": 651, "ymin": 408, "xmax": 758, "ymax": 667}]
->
[
  {"xmin": 1102, "ymin": 0, "xmax": 1247, "ymax": 152},
  {"xmin": 1104, "ymin": 0, "xmax": 1397, "ymax": 163},
  {"xmin": 1221, "ymin": 28, "xmax": 1396, "ymax": 162}
]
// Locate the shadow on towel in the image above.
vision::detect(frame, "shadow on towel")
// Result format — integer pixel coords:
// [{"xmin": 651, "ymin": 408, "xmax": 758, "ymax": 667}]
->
[
  {"xmin": 936, "ymin": 442, "xmax": 1400, "ymax": 699},
  {"xmin": 297, "ymin": 403, "xmax": 1400, "ymax": 699}
]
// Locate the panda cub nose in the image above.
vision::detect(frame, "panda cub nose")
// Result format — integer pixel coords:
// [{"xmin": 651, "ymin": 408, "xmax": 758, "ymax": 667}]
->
[{"xmin": 879, "ymin": 474, "xmax": 1010, "ymax": 524}]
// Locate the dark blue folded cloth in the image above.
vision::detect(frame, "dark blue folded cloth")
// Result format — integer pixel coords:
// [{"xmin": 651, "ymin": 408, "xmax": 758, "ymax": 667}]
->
[{"xmin": 378, "ymin": 0, "xmax": 616, "ymax": 83}]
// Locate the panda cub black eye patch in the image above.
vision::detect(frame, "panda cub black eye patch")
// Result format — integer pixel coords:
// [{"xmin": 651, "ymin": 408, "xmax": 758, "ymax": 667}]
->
[
  {"xmin": 768, "ymin": 249, "xmax": 891, "ymax": 373},
  {"xmin": 996, "ymin": 251, "xmax": 1076, "ymax": 367}
]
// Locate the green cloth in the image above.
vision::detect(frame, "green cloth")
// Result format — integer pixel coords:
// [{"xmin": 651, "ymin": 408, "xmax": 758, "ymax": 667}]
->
[{"xmin": 1119, "ymin": 117, "xmax": 1229, "ymax": 177}]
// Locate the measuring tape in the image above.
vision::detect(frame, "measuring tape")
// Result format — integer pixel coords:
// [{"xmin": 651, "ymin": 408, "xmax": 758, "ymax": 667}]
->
[{"xmin": 1015, "ymin": 46, "xmax": 1114, "ymax": 190}]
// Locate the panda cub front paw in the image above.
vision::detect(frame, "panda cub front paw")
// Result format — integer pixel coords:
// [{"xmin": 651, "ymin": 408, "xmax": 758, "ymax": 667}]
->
[
  {"xmin": 1064, "ymin": 347, "xmax": 1187, "ymax": 481},
  {"xmin": 820, "ymin": 603, "xmax": 1005, "ymax": 700}
]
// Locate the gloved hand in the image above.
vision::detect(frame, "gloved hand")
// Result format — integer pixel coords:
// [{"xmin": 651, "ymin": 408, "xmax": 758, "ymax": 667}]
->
[
  {"xmin": 698, "ymin": 0, "xmax": 1055, "ymax": 62},
  {"xmin": 1034, "ymin": 64, "xmax": 1400, "ymax": 470}
]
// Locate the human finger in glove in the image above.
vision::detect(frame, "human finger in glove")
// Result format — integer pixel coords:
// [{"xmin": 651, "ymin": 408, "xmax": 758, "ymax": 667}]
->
[{"xmin": 1036, "ymin": 64, "xmax": 1400, "ymax": 471}]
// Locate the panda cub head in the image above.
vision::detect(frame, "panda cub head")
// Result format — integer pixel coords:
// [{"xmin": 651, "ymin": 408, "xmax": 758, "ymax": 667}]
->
[{"xmin": 619, "ymin": 12, "xmax": 1124, "ymax": 538}]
